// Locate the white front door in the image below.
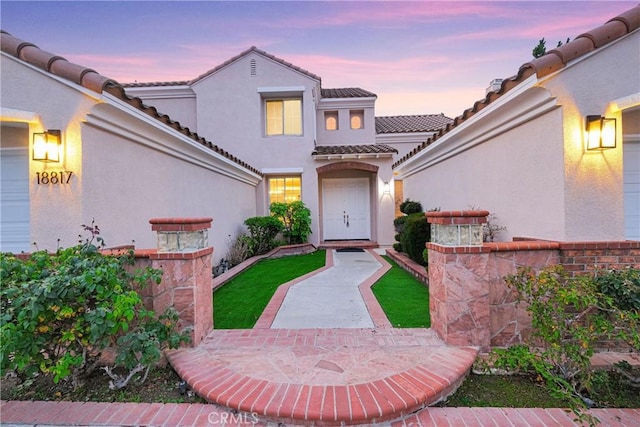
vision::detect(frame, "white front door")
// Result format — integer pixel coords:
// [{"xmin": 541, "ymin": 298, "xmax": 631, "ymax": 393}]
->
[
  {"xmin": 624, "ymin": 139, "xmax": 640, "ymax": 240},
  {"xmin": 322, "ymin": 178, "xmax": 370, "ymax": 240}
]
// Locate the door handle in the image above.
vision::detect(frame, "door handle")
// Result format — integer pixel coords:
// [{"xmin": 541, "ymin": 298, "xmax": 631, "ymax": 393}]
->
[
  {"xmin": 343, "ymin": 211, "xmax": 346, "ymax": 224},
  {"xmin": 346, "ymin": 214, "xmax": 349, "ymax": 227}
]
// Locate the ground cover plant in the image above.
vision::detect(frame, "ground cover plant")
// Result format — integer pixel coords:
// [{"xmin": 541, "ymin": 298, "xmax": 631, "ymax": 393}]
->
[
  {"xmin": 213, "ymin": 250, "xmax": 326, "ymax": 328},
  {"xmin": 371, "ymin": 256, "xmax": 430, "ymax": 328}
]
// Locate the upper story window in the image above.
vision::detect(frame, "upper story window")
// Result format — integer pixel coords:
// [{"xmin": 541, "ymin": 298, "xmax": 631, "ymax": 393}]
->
[
  {"xmin": 266, "ymin": 99, "xmax": 302, "ymax": 136},
  {"xmin": 350, "ymin": 110, "xmax": 364, "ymax": 129},
  {"xmin": 324, "ymin": 111, "xmax": 339, "ymax": 131}
]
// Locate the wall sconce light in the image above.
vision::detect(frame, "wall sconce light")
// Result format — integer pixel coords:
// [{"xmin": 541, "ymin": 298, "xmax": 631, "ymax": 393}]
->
[
  {"xmin": 33, "ymin": 130, "xmax": 61, "ymax": 162},
  {"xmin": 383, "ymin": 181, "xmax": 391, "ymax": 195},
  {"xmin": 586, "ymin": 115, "xmax": 616, "ymax": 150}
]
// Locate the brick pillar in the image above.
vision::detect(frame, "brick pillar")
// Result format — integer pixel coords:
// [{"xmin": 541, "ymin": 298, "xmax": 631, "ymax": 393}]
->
[
  {"xmin": 425, "ymin": 210, "xmax": 491, "ymax": 350},
  {"xmin": 148, "ymin": 218, "xmax": 213, "ymax": 346}
]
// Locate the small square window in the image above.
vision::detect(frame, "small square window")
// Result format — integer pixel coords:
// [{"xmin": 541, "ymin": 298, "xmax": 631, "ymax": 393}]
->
[
  {"xmin": 350, "ymin": 110, "xmax": 364, "ymax": 129},
  {"xmin": 324, "ymin": 111, "xmax": 339, "ymax": 131}
]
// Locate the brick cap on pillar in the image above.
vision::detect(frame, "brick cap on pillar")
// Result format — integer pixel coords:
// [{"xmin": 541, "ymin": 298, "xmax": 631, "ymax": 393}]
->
[
  {"xmin": 149, "ymin": 217, "xmax": 213, "ymax": 232},
  {"xmin": 425, "ymin": 210, "xmax": 489, "ymax": 225}
]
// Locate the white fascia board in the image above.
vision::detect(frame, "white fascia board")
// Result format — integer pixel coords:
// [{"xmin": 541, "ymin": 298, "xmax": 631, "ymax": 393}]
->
[
  {"xmin": 91, "ymin": 94, "xmax": 262, "ymax": 186},
  {"xmin": 318, "ymin": 98, "xmax": 376, "ymax": 110},
  {"xmin": 257, "ymin": 86, "xmax": 306, "ymax": 95},
  {"xmin": 123, "ymin": 85, "xmax": 195, "ymax": 100},
  {"xmin": 394, "ymin": 74, "xmax": 558, "ymax": 179},
  {"xmin": 262, "ymin": 168, "xmax": 304, "ymax": 174},
  {"xmin": 612, "ymin": 93, "xmax": 640, "ymax": 112},
  {"xmin": 1, "ymin": 107, "xmax": 41, "ymax": 124},
  {"xmin": 376, "ymin": 132, "xmax": 435, "ymax": 145},
  {"xmin": 312, "ymin": 153, "xmax": 394, "ymax": 161}
]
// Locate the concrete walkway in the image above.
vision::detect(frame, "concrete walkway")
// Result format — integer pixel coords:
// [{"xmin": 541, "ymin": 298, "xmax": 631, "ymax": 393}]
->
[
  {"xmin": 2, "ymin": 248, "xmax": 639, "ymax": 426},
  {"xmin": 271, "ymin": 250, "xmax": 379, "ymax": 329}
]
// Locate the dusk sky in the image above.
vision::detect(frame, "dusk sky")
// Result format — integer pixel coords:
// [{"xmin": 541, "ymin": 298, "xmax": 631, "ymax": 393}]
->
[{"xmin": 2, "ymin": 1, "xmax": 635, "ymax": 118}]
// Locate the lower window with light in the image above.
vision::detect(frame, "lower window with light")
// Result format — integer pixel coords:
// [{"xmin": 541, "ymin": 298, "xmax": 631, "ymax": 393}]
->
[{"xmin": 268, "ymin": 176, "xmax": 301, "ymax": 204}]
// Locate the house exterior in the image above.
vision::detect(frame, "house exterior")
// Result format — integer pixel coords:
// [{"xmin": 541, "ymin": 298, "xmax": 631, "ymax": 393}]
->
[
  {"xmin": 124, "ymin": 48, "xmax": 451, "ymax": 248},
  {"xmin": 0, "ymin": 31, "xmax": 261, "ymax": 259},
  {"xmin": 1, "ymin": 37, "xmax": 450, "ymax": 259},
  {"xmin": 394, "ymin": 5, "xmax": 640, "ymax": 242}
]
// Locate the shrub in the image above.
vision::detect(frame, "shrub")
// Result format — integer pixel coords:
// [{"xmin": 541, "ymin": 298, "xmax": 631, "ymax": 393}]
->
[
  {"xmin": 594, "ymin": 267, "xmax": 640, "ymax": 312},
  {"xmin": 0, "ymin": 224, "xmax": 189, "ymax": 390},
  {"xmin": 400, "ymin": 212, "xmax": 430, "ymax": 266},
  {"xmin": 489, "ymin": 266, "xmax": 640, "ymax": 425},
  {"xmin": 244, "ymin": 216, "xmax": 283, "ymax": 256},
  {"xmin": 399, "ymin": 199, "xmax": 422, "ymax": 215},
  {"xmin": 270, "ymin": 201, "xmax": 312, "ymax": 244},
  {"xmin": 227, "ymin": 235, "xmax": 251, "ymax": 268}
]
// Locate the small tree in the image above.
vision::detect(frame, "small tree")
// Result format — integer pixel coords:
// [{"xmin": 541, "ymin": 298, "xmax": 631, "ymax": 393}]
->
[
  {"xmin": 532, "ymin": 37, "xmax": 570, "ymax": 58},
  {"xmin": 270, "ymin": 201, "xmax": 312, "ymax": 244}
]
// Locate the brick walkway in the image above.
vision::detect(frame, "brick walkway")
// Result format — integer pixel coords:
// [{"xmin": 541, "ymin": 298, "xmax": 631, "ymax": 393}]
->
[
  {"xmin": 2, "ymin": 400, "xmax": 639, "ymax": 426},
  {"xmin": 166, "ymin": 328, "xmax": 477, "ymax": 425}
]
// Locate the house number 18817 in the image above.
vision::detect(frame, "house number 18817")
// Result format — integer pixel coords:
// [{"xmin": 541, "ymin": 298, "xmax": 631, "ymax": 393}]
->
[{"xmin": 36, "ymin": 171, "xmax": 73, "ymax": 185}]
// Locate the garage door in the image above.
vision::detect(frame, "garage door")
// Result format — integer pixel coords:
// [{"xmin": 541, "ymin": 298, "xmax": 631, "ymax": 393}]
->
[
  {"xmin": 624, "ymin": 140, "xmax": 640, "ymax": 240},
  {"xmin": 0, "ymin": 146, "xmax": 30, "ymax": 253}
]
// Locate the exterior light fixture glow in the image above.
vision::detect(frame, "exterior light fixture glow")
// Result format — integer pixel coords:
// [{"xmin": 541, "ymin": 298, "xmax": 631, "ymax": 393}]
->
[
  {"xmin": 586, "ymin": 115, "xmax": 616, "ymax": 150},
  {"xmin": 383, "ymin": 181, "xmax": 391, "ymax": 194},
  {"xmin": 33, "ymin": 130, "xmax": 61, "ymax": 162}
]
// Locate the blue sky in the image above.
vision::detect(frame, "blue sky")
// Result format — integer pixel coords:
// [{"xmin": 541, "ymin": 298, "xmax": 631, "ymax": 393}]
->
[{"xmin": 2, "ymin": 1, "xmax": 635, "ymax": 117}]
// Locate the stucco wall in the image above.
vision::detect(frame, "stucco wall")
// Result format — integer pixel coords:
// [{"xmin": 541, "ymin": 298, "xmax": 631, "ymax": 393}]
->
[
  {"xmin": 316, "ymin": 100, "xmax": 377, "ymax": 146},
  {"xmin": 79, "ymin": 110, "xmax": 257, "ymax": 263},
  {"xmin": 542, "ymin": 32, "xmax": 639, "ymax": 240},
  {"xmin": 399, "ymin": 31, "xmax": 638, "ymax": 242},
  {"xmin": 402, "ymin": 109, "xmax": 566, "ymax": 241},
  {"xmin": 2, "ymin": 54, "xmax": 95, "ymax": 250},
  {"xmin": 1, "ymin": 54, "xmax": 258, "ymax": 263}
]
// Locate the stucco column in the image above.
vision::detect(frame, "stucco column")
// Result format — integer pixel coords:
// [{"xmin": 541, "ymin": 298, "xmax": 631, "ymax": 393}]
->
[
  {"xmin": 148, "ymin": 217, "xmax": 214, "ymax": 346},
  {"xmin": 425, "ymin": 210, "xmax": 491, "ymax": 350}
]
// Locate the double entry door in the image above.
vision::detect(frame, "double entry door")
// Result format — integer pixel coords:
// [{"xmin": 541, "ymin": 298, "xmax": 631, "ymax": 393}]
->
[{"xmin": 322, "ymin": 178, "xmax": 370, "ymax": 240}]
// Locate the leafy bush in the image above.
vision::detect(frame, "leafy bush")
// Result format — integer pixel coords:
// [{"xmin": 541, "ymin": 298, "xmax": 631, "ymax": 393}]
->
[
  {"xmin": 244, "ymin": 216, "xmax": 283, "ymax": 256},
  {"xmin": 270, "ymin": 201, "xmax": 312, "ymax": 244},
  {"xmin": 594, "ymin": 267, "xmax": 640, "ymax": 312},
  {"xmin": 399, "ymin": 199, "xmax": 422, "ymax": 215},
  {"xmin": 400, "ymin": 213, "xmax": 430, "ymax": 266},
  {"xmin": 489, "ymin": 266, "xmax": 640, "ymax": 425},
  {"xmin": 0, "ymin": 225, "xmax": 189, "ymax": 390}
]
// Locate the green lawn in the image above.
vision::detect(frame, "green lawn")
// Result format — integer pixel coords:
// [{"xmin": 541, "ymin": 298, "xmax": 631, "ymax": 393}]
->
[
  {"xmin": 213, "ymin": 250, "xmax": 326, "ymax": 328},
  {"xmin": 371, "ymin": 256, "xmax": 430, "ymax": 328}
]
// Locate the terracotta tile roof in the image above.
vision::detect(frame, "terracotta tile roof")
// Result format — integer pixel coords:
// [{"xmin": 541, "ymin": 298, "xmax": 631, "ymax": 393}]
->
[
  {"xmin": 189, "ymin": 46, "xmax": 321, "ymax": 85},
  {"xmin": 321, "ymin": 88, "xmax": 377, "ymax": 98},
  {"xmin": 393, "ymin": 4, "xmax": 640, "ymax": 169},
  {"xmin": 376, "ymin": 114, "xmax": 453, "ymax": 134},
  {"xmin": 122, "ymin": 80, "xmax": 189, "ymax": 88},
  {"xmin": 0, "ymin": 30, "xmax": 261, "ymax": 176},
  {"xmin": 312, "ymin": 144, "xmax": 398, "ymax": 156}
]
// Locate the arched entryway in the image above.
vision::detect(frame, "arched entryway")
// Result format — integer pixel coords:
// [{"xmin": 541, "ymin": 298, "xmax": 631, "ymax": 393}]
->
[{"xmin": 316, "ymin": 162, "xmax": 378, "ymax": 243}]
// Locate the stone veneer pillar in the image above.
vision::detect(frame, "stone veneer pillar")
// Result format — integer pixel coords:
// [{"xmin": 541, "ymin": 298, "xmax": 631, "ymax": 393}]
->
[
  {"xmin": 425, "ymin": 210, "xmax": 491, "ymax": 350},
  {"xmin": 148, "ymin": 218, "xmax": 214, "ymax": 347}
]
